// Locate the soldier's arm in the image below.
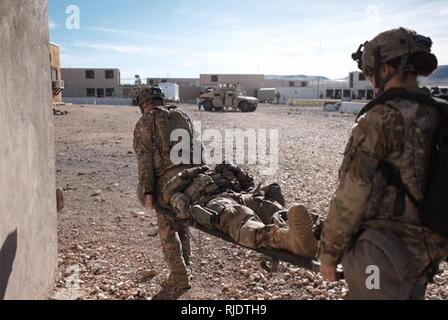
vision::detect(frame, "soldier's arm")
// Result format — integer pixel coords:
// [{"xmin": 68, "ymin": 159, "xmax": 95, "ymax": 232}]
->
[
  {"xmin": 133, "ymin": 116, "xmax": 156, "ymax": 204},
  {"xmin": 319, "ymin": 105, "xmax": 403, "ymax": 266}
]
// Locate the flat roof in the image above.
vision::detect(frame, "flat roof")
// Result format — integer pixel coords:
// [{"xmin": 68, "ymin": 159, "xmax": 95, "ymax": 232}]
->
[
  {"xmin": 61, "ymin": 68, "xmax": 120, "ymax": 71},
  {"xmin": 200, "ymin": 74, "xmax": 264, "ymax": 76}
]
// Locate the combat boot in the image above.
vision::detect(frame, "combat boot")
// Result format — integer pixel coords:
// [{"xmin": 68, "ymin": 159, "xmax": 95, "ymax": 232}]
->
[
  {"xmin": 163, "ymin": 272, "xmax": 191, "ymax": 291},
  {"xmin": 269, "ymin": 205, "xmax": 318, "ymax": 259}
]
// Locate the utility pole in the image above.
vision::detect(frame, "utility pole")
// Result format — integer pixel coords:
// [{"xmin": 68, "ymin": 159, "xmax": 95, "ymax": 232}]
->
[{"xmin": 317, "ymin": 40, "xmax": 322, "ymax": 99}]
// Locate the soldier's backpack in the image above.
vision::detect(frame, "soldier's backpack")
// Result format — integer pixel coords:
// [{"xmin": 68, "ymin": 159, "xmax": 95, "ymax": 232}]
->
[
  {"xmin": 155, "ymin": 105, "xmax": 202, "ymax": 166},
  {"xmin": 357, "ymin": 89, "xmax": 448, "ymax": 238}
]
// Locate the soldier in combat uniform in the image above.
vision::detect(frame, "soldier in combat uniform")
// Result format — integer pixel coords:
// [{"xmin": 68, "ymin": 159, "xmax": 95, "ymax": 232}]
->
[
  {"xmin": 319, "ymin": 28, "xmax": 448, "ymax": 299},
  {"xmin": 134, "ymin": 86, "xmax": 319, "ymax": 291}
]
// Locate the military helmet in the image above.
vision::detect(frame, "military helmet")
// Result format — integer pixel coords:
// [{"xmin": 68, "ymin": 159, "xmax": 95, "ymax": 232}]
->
[
  {"xmin": 352, "ymin": 27, "xmax": 437, "ymax": 78},
  {"xmin": 133, "ymin": 85, "xmax": 165, "ymax": 108}
]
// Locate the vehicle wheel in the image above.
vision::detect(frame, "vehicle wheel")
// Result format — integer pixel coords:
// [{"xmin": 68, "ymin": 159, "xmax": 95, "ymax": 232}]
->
[
  {"xmin": 203, "ymin": 100, "xmax": 214, "ymax": 111},
  {"xmin": 239, "ymin": 101, "xmax": 255, "ymax": 112}
]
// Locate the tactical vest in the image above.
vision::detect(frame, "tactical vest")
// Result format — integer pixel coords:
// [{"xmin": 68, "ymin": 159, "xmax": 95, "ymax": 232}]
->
[{"xmin": 358, "ymin": 89, "xmax": 448, "ymax": 237}]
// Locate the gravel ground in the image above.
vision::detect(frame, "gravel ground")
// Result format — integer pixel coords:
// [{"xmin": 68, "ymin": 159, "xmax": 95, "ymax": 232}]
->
[{"xmin": 52, "ymin": 103, "xmax": 448, "ymax": 300}]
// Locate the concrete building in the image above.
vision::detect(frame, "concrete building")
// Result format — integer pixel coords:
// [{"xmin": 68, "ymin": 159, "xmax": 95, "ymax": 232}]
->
[
  {"xmin": 49, "ymin": 43, "xmax": 63, "ymax": 103},
  {"xmin": 146, "ymin": 77, "xmax": 201, "ymax": 103},
  {"xmin": 1, "ymin": 0, "xmax": 57, "ymax": 300},
  {"xmin": 307, "ymin": 72, "xmax": 374, "ymax": 100},
  {"xmin": 200, "ymin": 74, "xmax": 264, "ymax": 97},
  {"xmin": 61, "ymin": 68, "xmax": 121, "ymax": 98},
  {"xmin": 264, "ymin": 78, "xmax": 308, "ymax": 89},
  {"xmin": 146, "ymin": 77, "xmax": 199, "ymax": 87}
]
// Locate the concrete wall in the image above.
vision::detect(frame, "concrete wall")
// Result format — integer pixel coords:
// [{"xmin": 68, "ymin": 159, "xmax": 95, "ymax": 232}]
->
[
  {"xmin": 180, "ymin": 86, "xmax": 202, "ymax": 103},
  {"xmin": 61, "ymin": 68, "xmax": 120, "ymax": 97},
  {"xmin": 0, "ymin": 0, "xmax": 57, "ymax": 299}
]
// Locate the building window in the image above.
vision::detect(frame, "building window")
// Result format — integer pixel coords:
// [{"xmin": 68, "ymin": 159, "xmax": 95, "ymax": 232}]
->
[
  {"xmin": 359, "ymin": 73, "xmax": 366, "ymax": 81},
  {"xmin": 343, "ymin": 89, "xmax": 352, "ymax": 98},
  {"xmin": 105, "ymin": 70, "xmax": 114, "ymax": 79},
  {"xmin": 96, "ymin": 88, "xmax": 105, "ymax": 98},
  {"xmin": 161, "ymin": 79, "xmax": 167, "ymax": 83},
  {"xmin": 86, "ymin": 88, "xmax": 95, "ymax": 97},
  {"xmin": 106, "ymin": 88, "xmax": 115, "ymax": 97},
  {"xmin": 289, "ymin": 81, "xmax": 295, "ymax": 87},
  {"xmin": 86, "ymin": 70, "xmax": 95, "ymax": 79},
  {"xmin": 51, "ymin": 68, "xmax": 58, "ymax": 81},
  {"xmin": 211, "ymin": 75, "xmax": 218, "ymax": 82},
  {"xmin": 301, "ymin": 81, "xmax": 307, "ymax": 87}
]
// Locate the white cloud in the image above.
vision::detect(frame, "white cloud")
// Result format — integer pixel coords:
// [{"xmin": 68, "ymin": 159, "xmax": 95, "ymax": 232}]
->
[
  {"xmin": 60, "ymin": 1, "xmax": 448, "ymax": 79},
  {"xmin": 49, "ymin": 20, "xmax": 59, "ymax": 30},
  {"xmin": 71, "ymin": 42, "xmax": 178, "ymax": 55}
]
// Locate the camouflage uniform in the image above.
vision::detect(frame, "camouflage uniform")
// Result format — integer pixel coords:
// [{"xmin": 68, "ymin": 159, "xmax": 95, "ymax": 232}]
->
[
  {"xmin": 133, "ymin": 86, "xmax": 197, "ymax": 289},
  {"xmin": 320, "ymin": 28, "xmax": 448, "ymax": 300},
  {"xmin": 164, "ymin": 165, "xmax": 319, "ymax": 258}
]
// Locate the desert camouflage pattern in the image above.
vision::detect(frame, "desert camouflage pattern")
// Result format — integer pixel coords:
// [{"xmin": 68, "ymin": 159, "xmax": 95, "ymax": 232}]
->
[
  {"xmin": 133, "ymin": 105, "xmax": 196, "ymax": 287},
  {"xmin": 166, "ymin": 167, "xmax": 319, "ymax": 258},
  {"xmin": 319, "ymin": 88, "xmax": 448, "ymax": 280}
]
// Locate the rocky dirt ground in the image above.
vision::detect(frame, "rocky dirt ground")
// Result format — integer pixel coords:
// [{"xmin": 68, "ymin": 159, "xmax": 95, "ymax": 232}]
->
[{"xmin": 51, "ymin": 103, "xmax": 448, "ymax": 300}]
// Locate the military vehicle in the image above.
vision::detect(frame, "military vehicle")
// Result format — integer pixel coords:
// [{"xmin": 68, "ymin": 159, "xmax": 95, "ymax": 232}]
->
[{"xmin": 198, "ymin": 83, "xmax": 258, "ymax": 112}]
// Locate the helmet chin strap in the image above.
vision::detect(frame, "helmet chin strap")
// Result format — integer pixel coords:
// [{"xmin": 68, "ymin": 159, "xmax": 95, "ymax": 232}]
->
[{"xmin": 372, "ymin": 48, "xmax": 399, "ymax": 95}]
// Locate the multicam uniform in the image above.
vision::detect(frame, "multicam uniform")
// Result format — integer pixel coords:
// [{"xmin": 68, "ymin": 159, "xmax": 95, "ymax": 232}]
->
[
  {"xmin": 319, "ymin": 89, "xmax": 448, "ymax": 299},
  {"xmin": 134, "ymin": 105, "xmax": 196, "ymax": 287},
  {"xmin": 320, "ymin": 89, "xmax": 448, "ymax": 293}
]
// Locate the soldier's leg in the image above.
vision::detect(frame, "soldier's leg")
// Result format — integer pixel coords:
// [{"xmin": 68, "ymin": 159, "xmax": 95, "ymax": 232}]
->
[
  {"xmin": 342, "ymin": 229, "xmax": 426, "ymax": 300},
  {"xmin": 207, "ymin": 198, "xmax": 317, "ymax": 258},
  {"xmin": 242, "ymin": 195, "xmax": 287, "ymax": 226},
  {"xmin": 155, "ymin": 211, "xmax": 190, "ymax": 290},
  {"xmin": 175, "ymin": 220, "xmax": 191, "ymax": 266}
]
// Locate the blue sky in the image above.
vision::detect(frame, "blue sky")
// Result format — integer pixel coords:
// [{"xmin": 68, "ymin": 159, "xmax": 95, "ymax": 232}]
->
[{"xmin": 49, "ymin": 0, "xmax": 448, "ymax": 80}]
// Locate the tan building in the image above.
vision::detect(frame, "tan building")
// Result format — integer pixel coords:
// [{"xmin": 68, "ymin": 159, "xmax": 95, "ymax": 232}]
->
[
  {"xmin": 200, "ymin": 74, "xmax": 264, "ymax": 97},
  {"xmin": 49, "ymin": 43, "xmax": 63, "ymax": 103},
  {"xmin": 61, "ymin": 68, "xmax": 121, "ymax": 98}
]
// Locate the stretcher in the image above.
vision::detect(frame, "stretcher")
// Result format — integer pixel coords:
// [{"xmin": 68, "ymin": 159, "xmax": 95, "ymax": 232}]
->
[
  {"xmin": 189, "ymin": 220, "xmax": 344, "ymax": 279},
  {"xmin": 156, "ymin": 205, "xmax": 343, "ymax": 279}
]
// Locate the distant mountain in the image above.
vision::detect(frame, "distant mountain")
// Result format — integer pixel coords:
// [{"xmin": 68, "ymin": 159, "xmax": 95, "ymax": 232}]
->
[
  {"xmin": 424, "ymin": 65, "xmax": 448, "ymax": 85},
  {"xmin": 265, "ymin": 75, "xmax": 329, "ymax": 81}
]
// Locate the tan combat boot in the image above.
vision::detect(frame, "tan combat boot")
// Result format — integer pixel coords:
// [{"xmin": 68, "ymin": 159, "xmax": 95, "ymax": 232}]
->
[
  {"xmin": 269, "ymin": 205, "xmax": 318, "ymax": 259},
  {"xmin": 163, "ymin": 272, "xmax": 192, "ymax": 291}
]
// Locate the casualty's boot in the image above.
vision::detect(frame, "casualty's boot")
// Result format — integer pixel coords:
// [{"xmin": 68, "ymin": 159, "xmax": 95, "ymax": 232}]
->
[
  {"xmin": 288, "ymin": 205, "xmax": 319, "ymax": 258},
  {"xmin": 269, "ymin": 205, "xmax": 318, "ymax": 259}
]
